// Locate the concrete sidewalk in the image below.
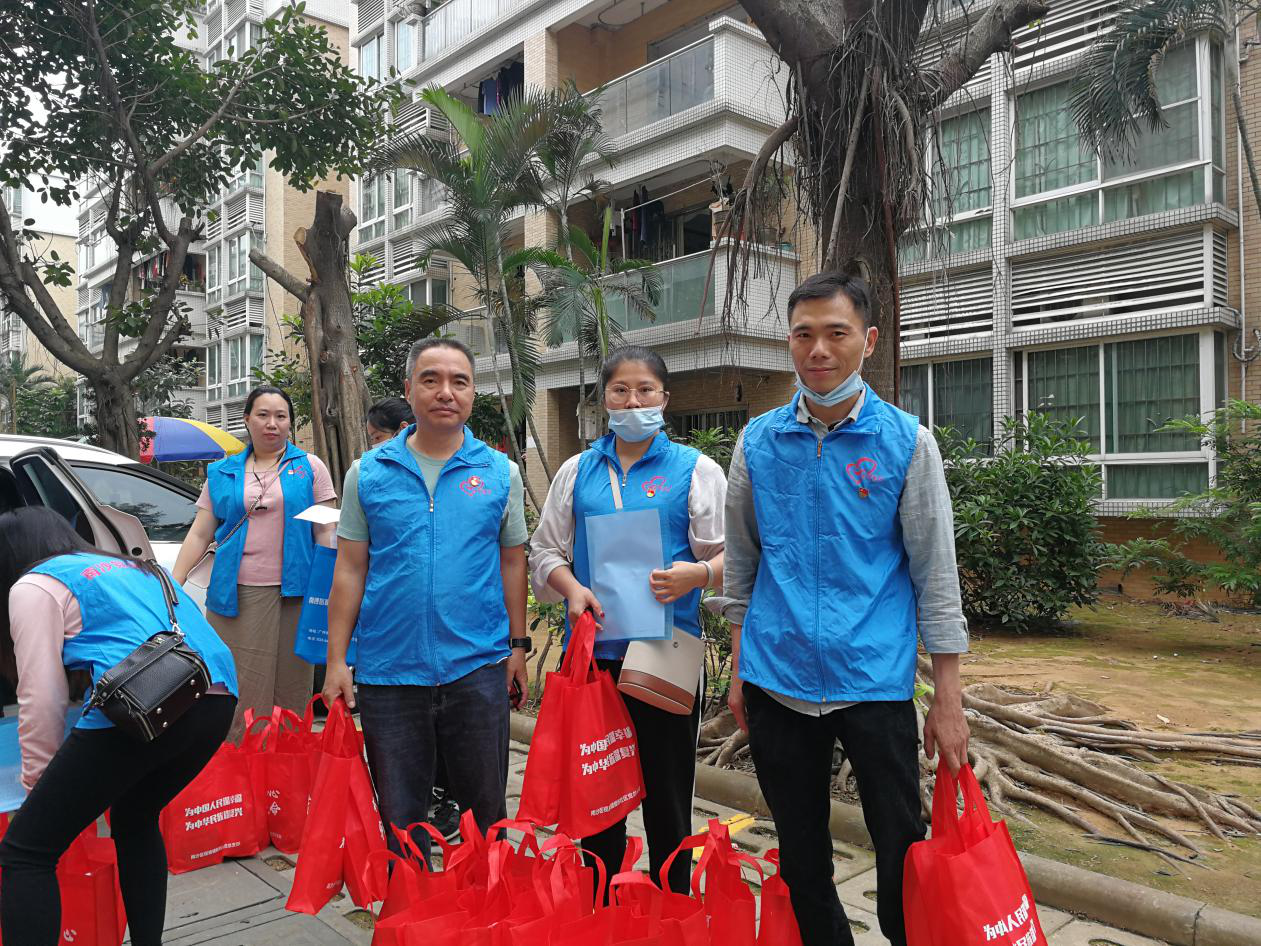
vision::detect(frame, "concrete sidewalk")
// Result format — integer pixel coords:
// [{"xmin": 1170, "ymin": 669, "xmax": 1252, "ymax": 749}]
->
[{"xmin": 134, "ymin": 740, "xmax": 1174, "ymax": 945}]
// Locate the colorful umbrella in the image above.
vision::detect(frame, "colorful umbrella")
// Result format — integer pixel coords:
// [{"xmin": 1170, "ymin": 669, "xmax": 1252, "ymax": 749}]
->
[{"xmin": 139, "ymin": 416, "xmax": 245, "ymax": 463}]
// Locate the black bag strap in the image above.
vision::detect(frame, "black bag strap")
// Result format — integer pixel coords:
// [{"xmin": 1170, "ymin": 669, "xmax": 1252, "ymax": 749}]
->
[{"xmin": 154, "ymin": 566, "xmax": 181, "ymax": 635}]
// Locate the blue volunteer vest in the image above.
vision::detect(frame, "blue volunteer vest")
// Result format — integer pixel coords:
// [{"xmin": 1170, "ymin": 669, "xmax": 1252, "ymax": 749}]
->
[
  {"xmin": 204, "ymin": 441, "xmax": 317, "ymax": 618},
  {"xmin": 570, "ymin": 432, "xmax": 702, "ymax": 661},
  {"xmin": 741, "ymin": 387, "xmax": 921, "ymax": 702},
  {"xmin": 32, "ymin": 552, "xmax": 239, "ymax": 730},
  {"xmin": 355, "ymin": 426, "xmax": 512, "ymax": 685}
]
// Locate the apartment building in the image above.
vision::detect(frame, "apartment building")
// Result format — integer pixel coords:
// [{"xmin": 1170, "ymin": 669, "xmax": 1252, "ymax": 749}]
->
[
  {"xmin": 1, "ymin": 182, "xmax": 80, "ymax": 379},
  {"xmin": 357, "ymin": 0, "xmax": 1257, "ymax": 520},
  {"xmin": 72, "ymin": 0, "xmax": 352, "ymax": 439}
]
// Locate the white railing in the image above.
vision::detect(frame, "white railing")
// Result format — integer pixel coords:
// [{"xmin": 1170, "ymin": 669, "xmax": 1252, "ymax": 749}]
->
[
  {"xmin": 591, "ymin": 37, "xmax": 715, "ymax": 140},
  {"xmin": 421, "ymin": 0, "xmax": 530, "ymax": 63}
]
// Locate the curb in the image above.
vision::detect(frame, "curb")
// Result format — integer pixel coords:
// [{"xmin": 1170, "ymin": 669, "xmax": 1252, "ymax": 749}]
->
[{"xmin": 509, "ymin": 712, "xmax": 1261, "ymax": 946}]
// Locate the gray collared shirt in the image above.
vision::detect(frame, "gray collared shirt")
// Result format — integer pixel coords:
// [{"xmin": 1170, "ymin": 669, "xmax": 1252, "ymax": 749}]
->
[{"xmin": 711, "ymin": 391, "xmax": 968, "ymax": 715}]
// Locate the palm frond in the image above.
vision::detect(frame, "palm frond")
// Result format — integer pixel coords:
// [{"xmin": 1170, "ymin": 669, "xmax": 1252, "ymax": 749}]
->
[
  {"xmin": 1071, "ymin": 0, "xmax": 1226, "ymax": 163},
  {"xmin": 421, "ymin": 85, "xmax": 486, "ymax": 156}
]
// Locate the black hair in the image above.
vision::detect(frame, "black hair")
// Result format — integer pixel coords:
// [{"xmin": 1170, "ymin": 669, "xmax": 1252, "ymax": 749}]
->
[
  {"xmin": 600, "ymin": 345, "xmax": 669, "ymax": 391},
  {"xmin": 367, "ymin": 397, "xmax": 415, "ymax": 433},
  {"xmin": 0, "ymin": 506, "xmax": 160, "ymax": 687},
  {"xmin": 244, "ymin": 385, "xmax": 296, "ymax": 424},
  {"xmin": 786, "ymin": 272, "xmax": 873, "ymax": 328},
  {"xmin": 405, "ymin": 337, "xmax": 476, "ymax": 380}
]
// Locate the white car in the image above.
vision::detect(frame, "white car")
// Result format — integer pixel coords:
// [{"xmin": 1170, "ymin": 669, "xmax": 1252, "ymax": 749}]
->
[{"xmin": 0, "ymin": 434, "xmax": 201, "ymax": 572}]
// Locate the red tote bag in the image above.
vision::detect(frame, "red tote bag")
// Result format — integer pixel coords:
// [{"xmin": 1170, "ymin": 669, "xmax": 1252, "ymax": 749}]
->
[
  {"xmin": 288, "ymin": 698, "xmax": 386, "ymax": 914},
  {"xmin": 160, "ymin": 740, "xmax": 264, "ymax": 872},
  {"xmin": 904, "ymin": 764, "xmax": 1047, "ymax": 946},
  {"xmin": 244, "ymin": 699, "xmax": 322, "ymax": 854},
  {"xmin": 519, "ymin": 613, "xmax": 645, "ymax": 838},
  {"xmin": 757, "ymin": 849, "xmax": 802, "ymax": 946},
  {"xmin": 58, "ymin": 830, "xmax": 128, "ymax": 946}
]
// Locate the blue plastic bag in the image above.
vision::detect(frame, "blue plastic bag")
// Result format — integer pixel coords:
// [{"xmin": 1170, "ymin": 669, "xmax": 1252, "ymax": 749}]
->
[{"xmin": 294, "ymin": 546, "xmax": 357, "ymax": 665}]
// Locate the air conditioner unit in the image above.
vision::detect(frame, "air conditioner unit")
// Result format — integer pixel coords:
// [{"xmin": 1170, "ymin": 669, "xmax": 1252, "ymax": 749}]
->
[{"xmin": 578, "ymin": 401, "xmax": 606, "ymax": 442}]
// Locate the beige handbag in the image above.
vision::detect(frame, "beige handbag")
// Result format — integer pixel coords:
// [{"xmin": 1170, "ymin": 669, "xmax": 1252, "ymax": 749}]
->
[
  {"xmin": 600, "ymin": 461, "xmax": 707, "ymax": 715},
  {"xmin": 620, "ymin": 626, "xmax": 705, "ymax": 715}
]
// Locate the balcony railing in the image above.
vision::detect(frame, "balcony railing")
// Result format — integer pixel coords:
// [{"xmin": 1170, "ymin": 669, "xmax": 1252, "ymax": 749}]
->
[
  {"xmin": 421, "ymin": 0, "xmax": 531, "ymax": 64},
  {"xmin": 592, "ymin": 38, "xmax": 715, "ymax": 140},
  {"xmin": 557, "ymin": 252, "xmax": 714, "ymax": 342}
]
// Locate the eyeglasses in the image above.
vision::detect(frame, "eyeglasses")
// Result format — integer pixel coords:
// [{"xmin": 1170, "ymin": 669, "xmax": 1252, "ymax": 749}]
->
[{"xmin": 606, "ymin": 385, "xmax": 665, "ymax": 407}]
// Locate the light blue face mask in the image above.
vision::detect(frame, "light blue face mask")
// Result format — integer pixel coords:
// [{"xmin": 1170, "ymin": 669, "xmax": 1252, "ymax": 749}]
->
[
  {"xmin": 794, "ymin": 331, "xmax": 872, "ymax": 407},
  {"xmin": 607, "ymin": 407, "xmax": 665, "ymax": 443}
]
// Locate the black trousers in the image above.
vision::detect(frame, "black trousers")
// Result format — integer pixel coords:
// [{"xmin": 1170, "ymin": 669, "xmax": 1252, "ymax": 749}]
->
[
  {"xmin": 0, "ymin": 695, "xmax": 236, "ymax": 946},
  {"xmin": 580, "ymin": 659, "xmax": 701, "ymax": 896},
  {"xmin": 744, "ymin": 684, "xmax": 924, "ymax": 946}
]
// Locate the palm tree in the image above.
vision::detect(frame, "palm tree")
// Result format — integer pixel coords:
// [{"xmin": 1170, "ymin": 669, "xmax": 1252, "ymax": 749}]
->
[
  {"xmin": 370, "ymin": 86, "xmax": 555, "ymax": 507},
  {"xmin": 0, "ymin": 352, "xmax": 52, "ymax": 433},
  {"xmin": 536, "ymin": 208, "xmax": 663, "ymax": 411},
  {"xmin": 1071, "ymin": 0, "xmax": 1261, "ymax": 220},
  {"xmin": 531, "ymin": 81, "xmax": 617, "ymax": 256}
]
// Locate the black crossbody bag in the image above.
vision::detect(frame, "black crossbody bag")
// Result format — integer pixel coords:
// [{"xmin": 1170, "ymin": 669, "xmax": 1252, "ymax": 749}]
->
[{"xmin": 83, "ymin": 567, "xmax": 212, "ymax": 742}]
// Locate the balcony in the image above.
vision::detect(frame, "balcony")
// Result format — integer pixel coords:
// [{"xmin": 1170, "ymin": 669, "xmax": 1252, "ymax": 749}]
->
[
  {"xmin": 473, "ymin": 244, "xmax": 799, "ymax": 387},
  {"xmin": 420, "ymin": 0, "xmax": 531, "ymax": 65},
  {"xmin": 593, "ymin": 39, "xmax": 715, "ymax": 141}
]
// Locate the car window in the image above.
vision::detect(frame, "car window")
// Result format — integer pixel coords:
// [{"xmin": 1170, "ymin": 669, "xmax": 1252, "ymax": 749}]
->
[{"xmin": 69, "ymin": 463, "xmax": 198, "ymax": 543}]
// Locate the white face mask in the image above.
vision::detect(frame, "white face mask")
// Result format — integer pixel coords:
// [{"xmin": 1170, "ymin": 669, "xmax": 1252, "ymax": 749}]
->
[
  {"xmin": 795, "ymin": 329, "xmax": 872, "ymax": 406},
  {"xmin": 607, "ymin": 407, "xmax": 664, "ymax": 442}
]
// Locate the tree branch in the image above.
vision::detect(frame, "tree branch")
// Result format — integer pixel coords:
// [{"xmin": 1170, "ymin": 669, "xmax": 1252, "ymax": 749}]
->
[
  {"xmin": 917, "ymin": 0, "xmax": 1050, "ymax": 109},
  {"xmin": 250, "ymin": 249, "xmax": 312, "ymax": 302},
  {"xmin": 128, "ymin": 308, "xmax": 192, "ymax": 379},
  {"xmin": 121, "ymin": 223, "xmax": 197, "ymax": 378}
]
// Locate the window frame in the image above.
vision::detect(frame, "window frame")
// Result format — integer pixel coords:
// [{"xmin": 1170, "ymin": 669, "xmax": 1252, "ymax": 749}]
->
[
  {"xmin": 1014, "ymin": 329, "xmax": 1218, "ymax": 500},
  {"xmin": 360, "ymin": 32, "xmax": 383, "ymax": 82},
  {"xmin": 899, "ymin": 355, "xmax": 995, "ymax": 453},
  {"xmin": 360, "ymin": 173, "xmax": 386, "ymax": 243},
  {"xmin": 1009, "ymin": 37, "xmax": 1221, "ymax": 237},
  {"xmin": 395, "ymin": 19, "xmax": 416, "ymax": 73}
]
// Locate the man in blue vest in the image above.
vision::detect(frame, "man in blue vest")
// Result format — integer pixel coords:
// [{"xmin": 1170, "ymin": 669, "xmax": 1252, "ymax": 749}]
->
[
  {"xmin": 718, "ymin": 272, "xmax": 970, "ymax": 946},
  {"xmin": 323, "ymin": 337, "xmax": 529, "ymax": 858}
]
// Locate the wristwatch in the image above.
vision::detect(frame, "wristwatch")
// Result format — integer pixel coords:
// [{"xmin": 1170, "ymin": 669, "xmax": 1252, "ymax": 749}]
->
[{"xmin": 510, "ymin": 637, "xmax": 532, "ymax": 653}]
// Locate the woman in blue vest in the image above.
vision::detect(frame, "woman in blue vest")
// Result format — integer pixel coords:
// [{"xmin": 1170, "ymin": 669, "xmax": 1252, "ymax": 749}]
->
[
  {"xmin": 0, "ymin": 506, "xmax": 238, "ymax": 946},
  {"xmin": 530, "ymin": 345, "xmax": 728, "ymax": 894},
  {"xmin": 173, "ymin": 386, "xmax": 337, "ymax": 737}
]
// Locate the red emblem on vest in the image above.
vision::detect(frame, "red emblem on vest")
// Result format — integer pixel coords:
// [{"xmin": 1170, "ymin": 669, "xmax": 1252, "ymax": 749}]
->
[
  {"xmin": 460, "ymin": 475, "xmax": 489, "ymax": 496},
  {"xmin": 846, "ymin": 457, "xmax": 882, "ymax": 499},
  {"xmin": 642, "ymin": 475, "xmax": 669, "ymax": 499}
]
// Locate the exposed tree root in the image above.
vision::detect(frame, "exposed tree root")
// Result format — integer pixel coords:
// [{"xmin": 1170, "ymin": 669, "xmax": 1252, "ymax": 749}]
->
[{"xmin": 697, "ymin": 666, "xmax": 1261, "ymax": 863}]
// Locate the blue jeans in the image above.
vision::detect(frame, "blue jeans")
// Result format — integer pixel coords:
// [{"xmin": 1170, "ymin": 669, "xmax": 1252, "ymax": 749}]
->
[{"xmin": 358, "ymin": 662, "xmax": 509, "ymax": 861}]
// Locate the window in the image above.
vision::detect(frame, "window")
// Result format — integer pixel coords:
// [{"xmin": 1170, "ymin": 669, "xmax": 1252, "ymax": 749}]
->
[
  {"xmin": 407, "ymin": 276, "xmax": 450, "ymax": 308},
  {"xmin": 897, "ymin": 358, "xmax": 993, "ymax": 453},
  {"xmin": 668, "ymin": 409, "xmax": 748, "ymax": 438},
  {"xmin": 207, "ymin": 343, "xmax": 221, "ymax": 387},
  {"xmin": 226, "ymin": 232, "xmax": 258, "ymax": 295},
  {"xmin": 70, "ymin": 464, "xmax": 199, "ymax": 543},
  {"xmin": 431, "ymin": 278, "xmax": 448, "ymax": 308},
  {"xmin": 207, "ymin": 246, "xmax": 219, "ymax": 293},
  {"xmin": 1013, "ymin": 41, "xmax": 1220, "ymax": 238},
  {"xmin": 934, "ymin": 110, "xmax": 991, "ymax": 216},
  {"xmin": 392, "ymin": 171, "xmax": 412, "ymax": 230},
  {"xmin": 1015, "ymin": 333, "xmax": 1212, "ymax": 499},
  {"xmin": 360, "ymin": 174, "xmax": 386, "ymax": 242},
  {"xmin": 227, "ymin": 336, "xmax": 247, "ymax": 397},
  {"xmin": 1027, "ymin": 344, "xmax": 1100, "ymax": 449},
  {"xmin": 250, "ymin": 333, "xmax": 264, "ymax": 374},
  {"xmin": 1104, "ymin": 334, "xmax": 1200, "ymax": 453},
  {"xmin": 1016, "ymin": 83, "xmax": 1096, "ymax": 198},
  {"xmin": 395, "ymin": 20, "xmax": 416, "ymax": 73},
  {"xmin": 360, "ymin": 33, "xmax": 382, "ymax": 81},
  {"xmin": 224, "ymin": 23, "xmax": 262, "ymax": 60}
]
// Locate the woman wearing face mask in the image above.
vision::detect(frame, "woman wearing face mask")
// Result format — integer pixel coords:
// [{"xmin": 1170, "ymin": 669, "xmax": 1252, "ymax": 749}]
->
[
  {"xmin": 173, "ymin": 385, "xmax": 337, "ymax": 737},
  {"xmin": 529, "ymin": 345, "xmax": 727, "ymax": 895}
]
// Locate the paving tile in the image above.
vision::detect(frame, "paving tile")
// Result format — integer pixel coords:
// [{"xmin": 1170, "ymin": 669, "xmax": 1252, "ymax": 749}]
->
[
  {"xmin": 1036, "ymin": 904, "xmax": 1076, "ymax": 936},
  {"xmin": 160, "ymin": 861, "xmax": 283, "ymax": 929},
  {"xmin": 836, "ymin": 867, "xmax": 880, "ymax": 911},
  {"xmin": 1048, "ymin": 919, "xmax": 1169, "ymax": 945},
  {"xmin": 841, "ymin": 905, "xmax": 893, "ymax": 945},
  {"xmin": 183, "ymin": 911, "xmax": 360, "ymax": 945}
]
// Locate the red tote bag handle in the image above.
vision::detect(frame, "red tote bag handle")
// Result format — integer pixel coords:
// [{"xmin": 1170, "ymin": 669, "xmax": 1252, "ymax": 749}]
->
[
  {"xmin": 931, "ymin": 763, "xmax": 993, "ymax": 849},
  {"xmin": 559, "ymin": 612, "xmax": 598, "ymax": 683}
]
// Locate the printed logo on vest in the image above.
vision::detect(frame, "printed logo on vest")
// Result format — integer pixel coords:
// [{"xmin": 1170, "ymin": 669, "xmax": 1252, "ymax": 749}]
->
[
  {"xmin": 641, "ymin": 474, "xmax": 670, "ymax": 498},
  {"xmin": 845, "ymin": 457, "xmax": 883, "ymax": 499},
  {"xmin": 80, "ymin": 559, "xmax": 138, "ymax": 580},
  {"xmin": 460, "ymin": 474, "xmax": 489, "ymax": 496}
]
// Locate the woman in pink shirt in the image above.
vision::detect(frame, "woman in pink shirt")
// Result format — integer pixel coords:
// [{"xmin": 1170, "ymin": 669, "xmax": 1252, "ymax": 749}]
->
[{"xmin": 173, "ymin": 386, "xmax": 336, "ymax": 737}]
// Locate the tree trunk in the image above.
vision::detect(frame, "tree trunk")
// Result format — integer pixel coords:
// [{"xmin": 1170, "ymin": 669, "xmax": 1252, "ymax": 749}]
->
[
  {"xmin": 483, "ymin": 307, "xmax": 546, "ymax": 512},
  {"xmin": 252, "ymin": 191, "xmax": 372, "ymax": 488},
  {"xmin": 93, "ymin": 373, "xmax": 141, "ymax": 458}
]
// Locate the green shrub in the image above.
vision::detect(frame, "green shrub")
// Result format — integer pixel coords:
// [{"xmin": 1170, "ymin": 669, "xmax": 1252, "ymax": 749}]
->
[
  {"xmin": 940, "ymin": 412, "xmax": 1108, "ymax": 632},
  {"xmin": 1111, "ymin": 399, "xmax": 1261, "ymax": 607}
]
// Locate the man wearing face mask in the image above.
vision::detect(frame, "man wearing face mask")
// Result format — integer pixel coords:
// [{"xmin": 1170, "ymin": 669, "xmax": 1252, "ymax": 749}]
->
[
  {"xmin": 530, "ymin": 344, "xmax": 727, "ymax": 895},
  {"xmin": 712, "ymin": 273, "xmax": 969, "ymax": 946}
]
